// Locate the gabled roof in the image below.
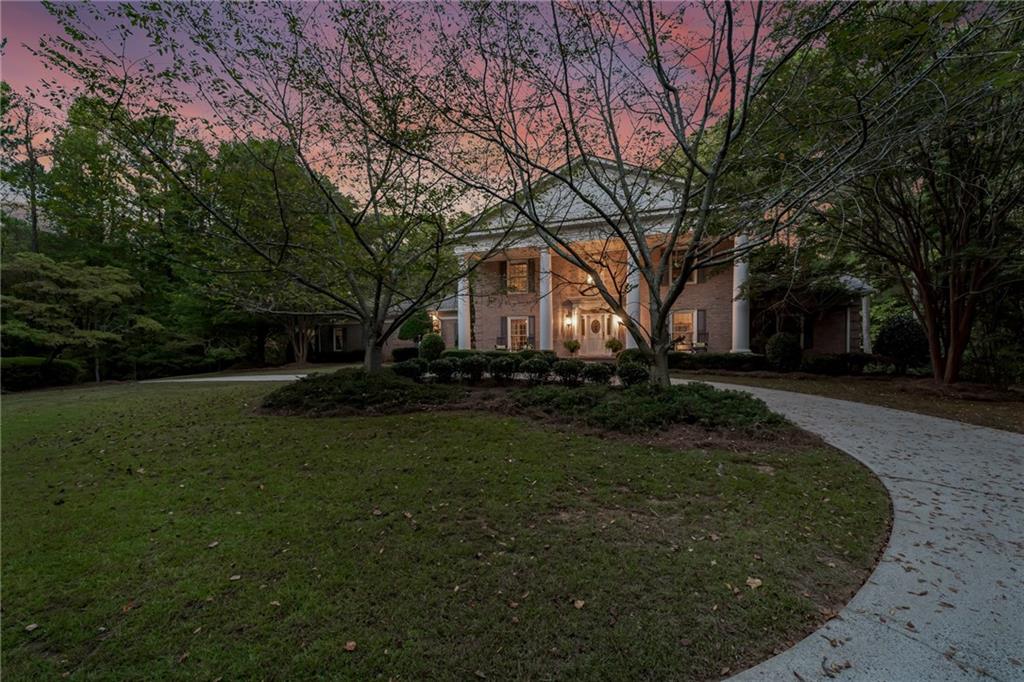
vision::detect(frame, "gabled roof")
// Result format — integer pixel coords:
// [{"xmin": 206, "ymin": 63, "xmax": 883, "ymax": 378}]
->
[{"xmin": 465, "ymin": 155, "xmax": 686, "ymax": 237}]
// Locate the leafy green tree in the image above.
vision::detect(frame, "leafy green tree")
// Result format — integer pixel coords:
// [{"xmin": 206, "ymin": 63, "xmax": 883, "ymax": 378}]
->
[
  {"xmin": 1, "ymin": 252, "xmax": 160, "ymax": 381},
  {"xmin": 1, "ymin": 82, "xmax": 48, "ymax": 254},
  {"xmin": 39, "ymin": 3, "xmax": 511, "ymax": 372},
  {"xmin": 398, "ymin": 310, "xmax": 433, "ymax": 342},
  {"xmin": 775, "ymin": 3, "xmax": 1024, "ymax": 383}
]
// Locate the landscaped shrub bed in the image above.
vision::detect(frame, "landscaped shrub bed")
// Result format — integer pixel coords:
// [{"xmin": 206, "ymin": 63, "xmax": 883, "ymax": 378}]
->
[
  {"xmin": 262, "ymin": 368, "xmax": 465, "ymax": 414},
  {"xmin": 510, "ymin": 382, "xmax": 786, "ymax": 433},
  {"xmin": 669, "ymin": 351, "xmax": 769, "ymax": 372}
]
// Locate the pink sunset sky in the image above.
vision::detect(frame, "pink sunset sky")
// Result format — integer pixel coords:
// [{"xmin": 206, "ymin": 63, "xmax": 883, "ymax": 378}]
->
[{"xmin": 2, "ymin": 1, "xmax": 63, "ymax": 95}]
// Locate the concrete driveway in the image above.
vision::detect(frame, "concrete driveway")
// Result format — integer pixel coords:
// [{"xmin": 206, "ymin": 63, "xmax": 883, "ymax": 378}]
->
[{"xmin": 676, "ymin": 381, "xmax": 1024, "ymax": 681}]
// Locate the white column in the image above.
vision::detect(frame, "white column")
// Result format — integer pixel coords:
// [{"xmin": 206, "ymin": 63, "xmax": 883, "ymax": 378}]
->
[
  {"xmin": 457, "ymin": 274, "xmax": 471, "ymax": 350},
  {"xmin": 538, "ymin": 248, "xmax": 553, "ymax": 350},
  {"xmin": 861, "ymin": 295, "xmax": 872, "ymax": 353},
  {"xmin": 730, "ymin": 234, "xmax": 751, "ymax": 353},
  {"xmin": 625, "ymin": 267, "xmax": 641, "ymax": 350}
]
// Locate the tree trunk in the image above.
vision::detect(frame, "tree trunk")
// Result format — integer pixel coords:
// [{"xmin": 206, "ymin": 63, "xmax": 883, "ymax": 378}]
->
[
  {"xmin": 363, "ymin": 341, "xmax": 383, "ymax": 372},
  {"xmin": 94, "ymin": 355, "xmax": 101, "ymax": 383},
  {"xmin": 650, "ymin": 331, "xmax": 672, "ymax": 387}
]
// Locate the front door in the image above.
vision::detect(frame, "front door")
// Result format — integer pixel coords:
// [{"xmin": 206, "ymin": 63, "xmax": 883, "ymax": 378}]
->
[{"xmin": 579, "ymin": 312, "xmax": 613, "ymax": 356}]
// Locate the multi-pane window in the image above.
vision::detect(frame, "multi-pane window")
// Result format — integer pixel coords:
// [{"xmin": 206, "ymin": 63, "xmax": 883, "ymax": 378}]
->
[
  {"xmin": 509, "ymin": 317, "xmax": 529, "ymax": 351},
  {"xmin": 671, "ymin": 310, "xmax": 695, "ymax": 347},
  {"xmin": 333, "ymin": 327, "xmax": 345, "ymax": 351},
  {"xmin": 506, "ymin": 261, "xmax": 529, "ymax": 293}
]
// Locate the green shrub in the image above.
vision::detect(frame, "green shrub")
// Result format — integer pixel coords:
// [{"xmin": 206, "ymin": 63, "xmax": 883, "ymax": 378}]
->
[
  {"xmin": 581, "ymin": 362, "xmax": 615, "ymax": 385},
  {"xmin": 419, "ymin": 333, "xmax": 446, "ymax": 362},
  {"xmin": 874, "ymin": 313, "xmax": 929, "ymax": 373},
  {"xmin": 765, "ymin": 333, "xmax": 802, "ymax": 371},
  {"xmin": 489, "ymin": 354, "xmax": 520, "ymax": 383},
  {"xmin": 391, "ymin": 346, "xmax": 420, "ymax": 363},
  {"xmin": 552, "ymin": 359, "xmax": 585, "ymax": 385},
  {"xmin": 507, "ymin": 384, "xmax": 609, "ymax": 414},
  {"xmin": 482, "ymin": 350, "xmax": 512, "ymax": 360},
  {"xmin": 457, "ymin": 354, "xmax": 490, "ymax": 384},
  {"xmin": 428, "ymin": 358, "xmax": 457, "ymax": 383},
  {"xmin": 520, "ymin": 357, "xmax": 551, "ymax": 384},
  {"xmin": 440, "ymin": 349, "xmax": 476, "ymax": 360},
  {"xmin": 515, "ymin": 349, "xmax": 556, "ymax": 366},
  {"xmin": 509, "ymin": 382, "xmax": 787, "ymax": 434},
  {"xmin": 799, "ymin": 352, "xmax": 876, "ymax": 376},
  {"xmin": 604, "ymin": 338, "xmax": 624, "ymax": 354},
  {"xmin": 1, "ymin": 356, "xmax": 83, "ymax": 392},
  {"xmin": 668, "ymin": 352, "xmax": 768, "ymax": 372},
  {"xmin": 563, "ymin": 339, "xmax": 581, "ymax": 355},
  {"xmin": 393, "ymin": 358, "xmax": 428, "ymax": 381},
  {"xmin": 616, "ymin": 362, "xmax": 650, "ymax": 386},
  {"xmin": 616, "ymin": 348, "xmax": 651, "ymax": 367},
  {"xmin": 262, "ymin": 368, "xmax": 463, "ymax": 414}
]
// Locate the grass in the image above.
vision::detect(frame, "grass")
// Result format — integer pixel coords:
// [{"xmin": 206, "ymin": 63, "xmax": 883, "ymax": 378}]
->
[
  {"xmin": 2, "ymin": 382, "xmax": 890, "ymax": 680},
  {"xmin": 675, "ymin": 372, "xmax": 1024, "ymax": 434}
]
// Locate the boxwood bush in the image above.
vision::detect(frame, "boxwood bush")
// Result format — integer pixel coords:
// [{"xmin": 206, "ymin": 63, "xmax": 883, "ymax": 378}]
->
[
  {"xmin": 393, "ymin": 358, "xmax": 428, "ymax": 382},
  {"xmin": 262, "ymin": 368, "xmax": 464, "ymax": 414},
  {"xmin": 874, "ymin": 313, "xmax": 929, "ymax": 373},
  {"xmin": 1, "ymin": 356, "xmax": 83, "ymax": 392},
  {"xmin": 428, "ymin": 358, "xmax": 458, "ymax": 383},
  {"xmin": 581, "ymin": 361, "xmax": 615, "ymax": 385},
  {"xmin": 552, "ymin": 359, "xmax": 585, "ymax": 385},
  {"xmin": 457, "ymin": 354, "xmax": 490, "ymax": 384},
  {"xmin": 616, "ymin": 362, "xmax": 650, "ymax": 386},
  {"xmin": 765, "ymin": 333, "xmax": 802, "ymax": 372},
  {"xmin": 418, "ymin": 333, "xmax": 446, "ymax": 361},
  {"xmin": 520, "ymin": 357, "xmax": 551, "ymax": 384},
  {"xmin": 489, "ymin": 354, "xmax": 520, "ymax": 383}
]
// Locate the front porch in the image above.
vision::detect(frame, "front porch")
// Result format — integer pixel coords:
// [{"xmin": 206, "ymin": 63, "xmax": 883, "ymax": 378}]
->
[{"xmin": 454, "ymin": 241, "xmax": 751, "ymax": 357}]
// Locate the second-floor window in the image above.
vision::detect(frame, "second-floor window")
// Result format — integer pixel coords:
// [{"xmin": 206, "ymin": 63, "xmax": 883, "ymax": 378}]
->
[{"xmin": 506, "ymin": 261, "xmax": 529, "ymax": 293}]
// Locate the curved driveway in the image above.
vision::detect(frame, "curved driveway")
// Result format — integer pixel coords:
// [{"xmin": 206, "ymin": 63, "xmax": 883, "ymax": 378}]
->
[{"xmin": 675, "ymin": 381, "xmax": 1024, "ymax": 681}]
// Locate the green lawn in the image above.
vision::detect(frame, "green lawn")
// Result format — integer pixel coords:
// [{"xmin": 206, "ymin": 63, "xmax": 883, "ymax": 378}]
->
[{"xmin": 2, "ymin": 382, "xmax": 889, "ymax": 680}]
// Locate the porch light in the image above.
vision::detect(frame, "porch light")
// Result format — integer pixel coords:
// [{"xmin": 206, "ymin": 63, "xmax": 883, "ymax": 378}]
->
[{"xmin": 614, "ymin": 315, "xmax": 623, "ymax": 325}]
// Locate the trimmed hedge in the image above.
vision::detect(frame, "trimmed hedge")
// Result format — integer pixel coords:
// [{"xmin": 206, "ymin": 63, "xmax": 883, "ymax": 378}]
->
[
  {"xmin": 489, "ymin": 354, "xmax": 520, "ymax": 383},
  {"xmin": 429, "ymin": 358, "xmax": 458, "ymax": 383},
  {"xmin": 799, "ymin": 352, "xmax": 875, "ymax": 376},
  {"xmin": 1, "ymin": 357, "xmax": 83, "ymax": 392},
  {"xmin": 457, "ymin": 354, "xmax": 489, "ymax": 384},
  {"xmin": 262, "ymin": 368, "xmax": 464, "ymax": 414},
  {"xmin": 668, "ymin": 352, "xmax": 768, "ymax": 372},
  {"xmin": 520, "ymin": 357, "xmax": 551, "ymax": 384},
  {"xmin": 393, "ymin": 358, "xmax": 428, "ymax": 382}
]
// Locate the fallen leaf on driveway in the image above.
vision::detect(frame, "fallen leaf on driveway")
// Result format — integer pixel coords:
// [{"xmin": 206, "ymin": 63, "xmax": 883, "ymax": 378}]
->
[
  {"xmin": 746, "ymin": 577, "xmax": 763, "ymax": 589},
  {"xmin": 573, "ymin": 599, "xmax": 585, "ymax": 609}
]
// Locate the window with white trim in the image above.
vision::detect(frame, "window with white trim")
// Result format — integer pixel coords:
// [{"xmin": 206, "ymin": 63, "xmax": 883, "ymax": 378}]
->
[
  {"xmin": 671, "ymin": 310, "xmax": 695, "ymax": 347},
  {"xmin": 506, "ymin": 261, "xmax": 529, "ymax": 293},
  {"xmin": 509, "ymin": 316, "xmax": 529, "ymax": 351}
]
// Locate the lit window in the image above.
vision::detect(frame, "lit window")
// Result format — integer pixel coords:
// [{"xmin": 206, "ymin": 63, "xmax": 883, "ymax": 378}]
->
[
  {"xmin": 506, "ymin": 261, "xmax": 529, "ymax": 293},
  {"xmin": 509, "ymin": 317, "xmax": 529, "ymax": 351},
  {"xmin": 672, "ymin": 311, "xmax": 695, "ymax": 347}
]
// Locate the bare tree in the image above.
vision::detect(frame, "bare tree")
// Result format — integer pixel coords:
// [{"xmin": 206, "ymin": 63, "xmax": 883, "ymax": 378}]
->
[
  {"xmin": 378, "ymin": 0, "xmax": 997, "ymax": 383},
  {"xmin": 1, "ymin": 84, "xmax": 50, "ymax": 253},
  {"xmin": 36, "ymin": 2, "xmax": 512, "ymax": 371}
]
